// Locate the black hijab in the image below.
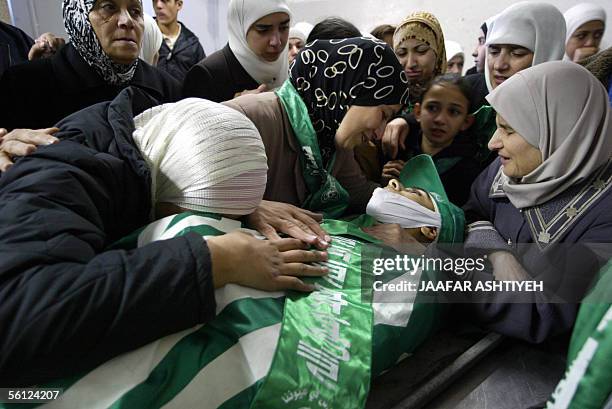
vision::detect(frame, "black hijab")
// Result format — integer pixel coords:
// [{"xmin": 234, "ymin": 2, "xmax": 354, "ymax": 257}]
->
[{"xmin": 289, "ymin": 37, "xmax": 409, "ymax": 164}]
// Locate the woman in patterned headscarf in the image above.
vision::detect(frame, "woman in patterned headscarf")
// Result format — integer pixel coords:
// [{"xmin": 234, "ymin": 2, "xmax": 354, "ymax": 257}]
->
[
  {"xmin": 393, "ymin": 11, "xmax": 447, "ymax": 106},
  {"xmin": 224, "ymin": 37, "xmax": 409, "ymax": 218},
  {"xmin": 0, "ymin": 0, "xmax": 180, "ymax": 131}
]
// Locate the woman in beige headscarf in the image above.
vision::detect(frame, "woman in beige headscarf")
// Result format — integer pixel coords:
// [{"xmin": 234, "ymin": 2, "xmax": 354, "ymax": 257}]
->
[
  {"xmin": 393, "ymin": 11, "xmax": 447, "ymax": 107},
  {"xmin": 462, "ymin": 61, "xmax": 612, "ymax": 343}
]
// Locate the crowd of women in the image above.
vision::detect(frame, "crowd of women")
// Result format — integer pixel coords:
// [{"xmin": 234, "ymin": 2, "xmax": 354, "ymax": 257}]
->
[{"xmin": 0, "ymin": 0, "xmax": 610, "ymax": 401}]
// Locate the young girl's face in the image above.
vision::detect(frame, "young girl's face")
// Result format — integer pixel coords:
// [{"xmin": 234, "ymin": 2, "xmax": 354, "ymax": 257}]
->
[{"xmin": 414, "ymin": 83, "xmax": 473, "ymax": 148}]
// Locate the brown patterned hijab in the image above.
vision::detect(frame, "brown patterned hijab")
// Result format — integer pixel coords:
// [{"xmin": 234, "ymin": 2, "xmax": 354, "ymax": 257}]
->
[{"xmin": 394, "ymin": 11, "xmax": 447, "ymax": 77}]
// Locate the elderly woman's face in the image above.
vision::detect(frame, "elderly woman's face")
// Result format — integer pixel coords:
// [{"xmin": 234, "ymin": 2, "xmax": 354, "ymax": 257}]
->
[
  {"xmin": 394, "ymin": 38, "xmax": 437, "ymax": 83},
  {"xmin": 89, "ymin": 0, "xmax": 144, "ymax": 65},
  {"xmin": 488, "ymin": 114, "xmax": 542, "ymax": 178},
  {"xmin": 335, "ymin": 104, "xmax": 402, "ymax": 149}
]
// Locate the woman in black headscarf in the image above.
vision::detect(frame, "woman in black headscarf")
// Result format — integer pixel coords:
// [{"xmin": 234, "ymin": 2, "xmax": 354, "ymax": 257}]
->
[
  {"xmin": 0, "ymin": 0, "xmax": 180, "ymax": 131},
  {"xmin": 224, "ymin": 37, "xmax": 409, "ymax": 218}
]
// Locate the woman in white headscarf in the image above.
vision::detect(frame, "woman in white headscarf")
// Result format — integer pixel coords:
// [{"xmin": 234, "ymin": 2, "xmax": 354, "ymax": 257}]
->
[
  {"xmin": 0, "ymin": 89, "xmax": 326, "ymax": 384},
  {"xmin": 140, "ymin": 13, "xmax": 163, "ymax": 65},
  {"xmin": 287, "ymin": 21, "xmax": 313, "ymax": 63},
  {"xmin": 462, "ymin": 61, "xmax": 612, "ymax": 343},
  {"xmin": 183, "ymin": 0, "xmax": 292, "ymax": 103},
  {"xmin": 564, "ymin": 3, "xmax": 607, "ymax": 62},
  {"xmin": 484, "ymin": 1, "xmax": 566, "ymax": 92}
]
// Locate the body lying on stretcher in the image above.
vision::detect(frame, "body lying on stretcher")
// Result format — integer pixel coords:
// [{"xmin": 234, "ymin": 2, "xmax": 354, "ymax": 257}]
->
[{"xmin": 22, "ymin": 155, "xmax": 463, "ymax": 409}]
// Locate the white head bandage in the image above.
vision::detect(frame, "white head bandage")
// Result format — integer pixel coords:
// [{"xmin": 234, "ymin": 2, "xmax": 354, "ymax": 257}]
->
[
  {"xmin": 366, "ymin": 188, "xmax": 441, "ymax": 229},
  {"xmin": 133, "ymin": 98, "xmax": 268, "ymax": 216}
]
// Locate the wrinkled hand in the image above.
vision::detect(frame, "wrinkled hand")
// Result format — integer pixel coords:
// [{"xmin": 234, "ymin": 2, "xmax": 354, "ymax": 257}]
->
[
  {"xmin": 489, "ymin": 251, "xmax": 530, "ymax": 281},
  {"xmin": 246, "ymin": 200, "xmax": 331, "ymax": 249},
  {"xmin": 0, "ymin": 127, "xmax": 59, "ymax": 172},
  {"xmin": 573, "ymin": 47, "xmax": 599, "ymax": 62},
  {"xmin": 208, "ymin": 232, "xmax": 327, "ymax": 292},
  {"xmin": 234, "ymin": 83, "xmax": 269, "ymax": 98},
  {"xmin": 381, "ymin": 117, "xmax": 410, "ymax": 159},
  {"xmin": 28, "ymin": 33, "xmax": 65, "ymax": 60},
  {"xmin": 381, "ymin": 160, "xmax": 405, "ymax": 186},
  {"xmin": 362, "ymin": 223, "xmax": 425, "ymax": 253}
]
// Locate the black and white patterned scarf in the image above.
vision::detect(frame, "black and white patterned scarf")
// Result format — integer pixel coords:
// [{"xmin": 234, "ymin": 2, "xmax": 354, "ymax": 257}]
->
[
  {"xmin": 63, "ymin": 0, "xmax": 138, "ymax": 85},
  {"xmin": 289, "ymin": 37, "xmax": 409, "ymax": 165}
]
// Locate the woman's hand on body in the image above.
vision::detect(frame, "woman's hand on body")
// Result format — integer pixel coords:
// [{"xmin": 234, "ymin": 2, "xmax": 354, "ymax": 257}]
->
[
  {"xmin": 246, "ymin": 200, "xmax": 331, "ymax": 249},
  {"xmin": 234, "ymin": 84, "xmax": 269, "ymax": 98},
  {"xmin": 381, "ymin": 118, "xmax": 410, "ymax": 159},
  {"xmin": 207, "ymin": 232, "xmax": 328, "ymax": 292},
  {"xmin": 0, "ymin": 128, "xmax": 59, "ymax": 172},
  {"xmin": 28, "ymin": 33, "xmax": 65, "ymax": 60}
]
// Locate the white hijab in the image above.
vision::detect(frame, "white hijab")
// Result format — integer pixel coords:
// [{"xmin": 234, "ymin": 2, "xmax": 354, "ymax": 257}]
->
[
  {"xmin": 444, "ymin": 40, "xmax": 464, "ymax": 61},
  {"xmin": 484, "ymin": 2, "xmax": 566, "ymax": 92},
  {"xmin": 289, "ymin": 21, "xmax": 314, "ymax": 43},
  {"xmin": 227, "ymin": 0, "xmax": 292, "ymax": 89},
  {"xmin": 132, "ymin": 99, "xmax": 268, "ymax": 216},
  {"xmin": 563, "ymin": 3, "xmax": 607, "ymax": 60},
  {"xmin": 486, "ymin": 61, "xmax": 612, "ymax": 209},
  {"xmin": 140, "ymin": 13, "xmax": 163, "ymax": 65}
]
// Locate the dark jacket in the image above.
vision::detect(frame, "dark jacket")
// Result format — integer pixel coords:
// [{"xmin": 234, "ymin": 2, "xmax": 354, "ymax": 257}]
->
[
  {"xmin": 461, "ymin": 158, "xmax": 612, "ymax": 343},
  {"xmin": 396, "ymin": 125, "xmax": 481, "ymax": 206},
  {"xmin": 0, "ymin": 87, "xmax": 215, "ymax": 385},
  {"xmin": 0, "ymin": 21, "xmax": 33, "ymax": 77},
  {"xmin": 183, "ymin": 43, "xmax": 258, "ymax": 102},
  {"xmin": 463, "ymin": 73, "xmax": 489, "ymax": 113},
  {"xmin": 0, "ymin": 42, "xmax": 181, "ymax": 131},
  {"xmin": 157, "ymin": 22, "xmax": 205, "ymax": 83}
]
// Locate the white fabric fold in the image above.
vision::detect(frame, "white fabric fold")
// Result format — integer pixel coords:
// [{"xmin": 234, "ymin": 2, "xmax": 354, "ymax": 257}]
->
[{"xmin": 366, "ymin": 188, "xmax": 441, "ymax": 228}]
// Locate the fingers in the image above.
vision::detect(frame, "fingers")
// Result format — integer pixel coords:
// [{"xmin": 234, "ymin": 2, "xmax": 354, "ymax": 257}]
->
[
  {"xmin": 4, "ymin": 128, "xmax": 59, "ymax": 145},
  {"xmin": 273, "ymin": 276, "xmax": 316, "ymax": 292},
  {"xmin": 281, "ymin": 262, "xmax": 328, "ymax": 277},
  {"xmin": 281, "ymin": 248, "xmax": 328, "ymax": 264},
  {"xmin": 291, "ymin": 209, "xmax": 330, "ymax": 246},
  {"xmin": 0, "ymin": 152, "xmax": 13, "ymax": 173},
  {"xmin": 273, "ymin": 237, "xmax": 309, "ymax": 252},
  {"xmin": 382, "ymin": 125, "xmax": 399, "ymax": 159},
  {"xmin": 254, "ymin": 222, "xmax": 282, "ymax": 241},
  {"xmin": 1, "ymin": 140, "xmax": 36, "ymax": 156},
  {"xmin": 0, "ymin": 128, "xmax": 7, "ymax": 138}
]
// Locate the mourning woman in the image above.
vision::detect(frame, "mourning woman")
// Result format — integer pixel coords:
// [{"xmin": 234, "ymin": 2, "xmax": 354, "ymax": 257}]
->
[
  {"xmin": 223, "ymin": 37, "xmax": 409, "ymax": 218},
  {"xmin": 462, "ymin": 61, "xmax": 612, "ymax": 343},
  {"xmin": 0, "ymin": 90, "xmax": 327, "ymax": 385},
  {"xmin": 0, "ymin": 0, "xmax": 180, "ymax": 131}
]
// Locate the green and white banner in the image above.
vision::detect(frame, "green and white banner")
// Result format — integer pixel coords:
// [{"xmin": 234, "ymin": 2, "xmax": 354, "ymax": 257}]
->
[{"xmin": 2, "ymin": 212, "xmax": 444, "ymax": 409}]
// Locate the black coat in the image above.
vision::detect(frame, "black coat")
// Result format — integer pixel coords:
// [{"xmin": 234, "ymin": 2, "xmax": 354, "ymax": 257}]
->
[
  {"xmin": 157, "ymin": 22, "xmax": 206, "ymax": 83},
  {"xmin": 183, "ymin": 43, "xmax": 258, "ymax": 102},
  {"xmin": 0, "ymin": 87, "xmax": 215, "ymax": 386},
  {"xmin": 463, "ymin": 73, "xmax": 489, "ymax": 113},
  {"xmin": 0, "ymin": 21, "xmax": 33, "ymax": 78},
  {"xmin": 0, "ymin": 43, "xmax": 181, "ymax": 131}
]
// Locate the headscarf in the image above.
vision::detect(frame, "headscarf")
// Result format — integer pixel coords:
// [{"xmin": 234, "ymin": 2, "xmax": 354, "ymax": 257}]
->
[
  {"xmin": 140, "ymin": 13, "xmax": 163, "ymax": 65},
  {"xmin": 62, "ymin": 0, "xmax": 140, "ymax": 85},
  {"xmin": 484, "ymin": 2, "xmax": 566, "ymax": 92},
  {"xmin": 564, "ymin": 3, "xmax": 607, "ymax": 59},
  {"xmin": 227, "ymin": 0, "xmax": 292, "ymax": 89},
  {"xmin": 132, "ymin": 98, "xmax": 268, "ymax": 216},
  {"xmin": 445, "ymin": 40, "xmax": 464, "ymax": 61},
  {"xmin": 289, "ymin": 37, "xmax": 409, "ymax": 164},
  {"xmin": 393, "ymin": 11, "xmax": 447, "ymax": 77},
  {"xmin": 486, "ymin": 61, "xmax": 612, "ymax": 209},
  {"xmin": 289, "ymin": 21, "xmax": 314, "ymax": 43}
]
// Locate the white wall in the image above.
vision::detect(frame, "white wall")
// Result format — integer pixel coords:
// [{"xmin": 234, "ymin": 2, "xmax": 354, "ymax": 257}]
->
[{"xmin": 9, "ymin": 0, "xmax": 612, "ymax": 70}]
